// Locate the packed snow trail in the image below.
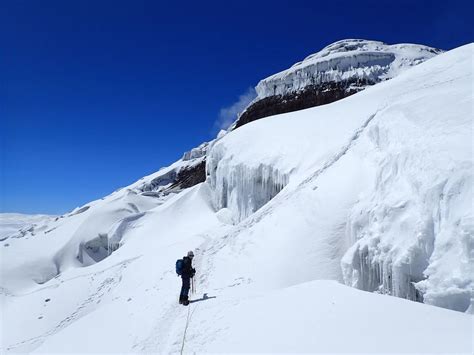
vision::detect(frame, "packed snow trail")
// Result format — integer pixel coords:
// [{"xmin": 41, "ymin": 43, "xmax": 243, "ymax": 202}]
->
[{"xmin": 179, "ymin": 302, "xmax": 200, "ymax": 355}]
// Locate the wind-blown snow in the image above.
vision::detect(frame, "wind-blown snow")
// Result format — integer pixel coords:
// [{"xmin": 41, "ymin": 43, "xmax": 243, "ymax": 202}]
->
[
  {"xmin": 1, "ymin": 43, "xmax": 472, "ymax": 353},
  {"xmin": 256, "ymin": 39, "xmax": 442, "ymax": 99}
]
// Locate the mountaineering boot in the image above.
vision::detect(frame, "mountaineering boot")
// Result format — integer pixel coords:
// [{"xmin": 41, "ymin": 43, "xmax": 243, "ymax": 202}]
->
[
  {"xmin": 182, "ymin": 296, "xmax": 189, "ymax": 306},
  {"xmin": 179, "ymin": 295, "xmax": 183, "ymax": 304}
]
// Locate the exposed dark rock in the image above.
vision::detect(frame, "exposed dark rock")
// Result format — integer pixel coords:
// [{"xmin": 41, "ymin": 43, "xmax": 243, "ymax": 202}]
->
[
  {"xmin": 140, "ymin": 159, "xmax": 207, "ymax": 196},
  {"xmin": 140, "ymin": 143, "xmax": 209, "ymax": 195},
  {"xmin": 169, "ymin": 160, "xmax": 207, "ymax": 190},
  {"xmin": 235, "ymin": 79, "xmax": 376, "ymax": 129}
]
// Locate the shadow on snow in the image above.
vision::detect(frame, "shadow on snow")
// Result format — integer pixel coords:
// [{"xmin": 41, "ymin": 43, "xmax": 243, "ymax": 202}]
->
[{"xmin": 189, "ymin": 293, "xmax": 216, "ymax": 303}]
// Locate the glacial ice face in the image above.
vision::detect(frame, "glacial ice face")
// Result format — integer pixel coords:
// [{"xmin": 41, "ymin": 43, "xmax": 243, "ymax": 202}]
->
[
  {"xmin": 256, "ymin": 39, "xmax": 441, "ymax": 99},
  {"xmin": 341, "ymin": 174, "xmax": 473, "ymax": 312},
  {"xmin": 182, "ymin": 142, "xmax": 209, "ymax": 161},
  {"xmin": 207, "ymin": 143, "xmax": 289, "ymax": 223},
  {"xmin": 341, "ymin": 114, "xmax": 473, "ymax": 312},
  {"xmin": 257, "ymin": 52, "xmax": 395, "ymax": 97},
  {"xmin": 341, "ymin": 217, "xmax": 432, "ymax": 303}
]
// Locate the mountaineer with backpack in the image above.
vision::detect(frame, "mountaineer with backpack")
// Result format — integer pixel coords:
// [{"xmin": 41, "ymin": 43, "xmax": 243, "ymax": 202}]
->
[{"xmin": 176, "ymin": 250, "xmax": 196, "ymax": 306}]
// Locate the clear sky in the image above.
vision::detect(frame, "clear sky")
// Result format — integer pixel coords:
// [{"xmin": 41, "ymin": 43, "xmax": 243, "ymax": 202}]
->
[{"xmin": 2, "ymin": 0, "xmax": 472, "ymax": 215}]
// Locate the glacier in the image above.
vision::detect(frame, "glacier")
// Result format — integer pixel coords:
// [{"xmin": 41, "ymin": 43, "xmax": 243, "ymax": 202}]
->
[
  {"xmin": 255, "ymin": 39, "xmax": 442, "ymax": 99},
  {"xmin": 204, "ymin": 44, "xmax": 473, "ymax": 311},
  {"xmin": 0, "ymin": 42, "xmax": 472, "ymax": 353}
]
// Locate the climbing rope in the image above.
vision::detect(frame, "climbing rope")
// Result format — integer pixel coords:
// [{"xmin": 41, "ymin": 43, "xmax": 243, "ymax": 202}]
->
[
  {"xmin": 180, "ymin": 306, "xmax": 191, "ymax": 355},
  {"xmin": 179, "ymin": 303, "xmax": 199, "ymax": 355}
]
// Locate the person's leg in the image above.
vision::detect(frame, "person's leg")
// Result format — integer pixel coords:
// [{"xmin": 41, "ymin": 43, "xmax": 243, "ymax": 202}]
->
[{"xmin": 181, "ymin": 277, "xmax": 190, "ymax": 304}]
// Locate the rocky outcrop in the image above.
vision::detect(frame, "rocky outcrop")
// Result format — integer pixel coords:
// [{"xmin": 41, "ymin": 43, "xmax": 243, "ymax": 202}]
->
[
  {"xmin": 168, "ymin": 159, "xmax": 206, "ymax": 191},
  {"xmin": 235, "ymin": 79, "xmax": 370, "ymax": 128},
  {"xmin": 138, "ymin": 143, "xmax": 210, "ymax": 196}
]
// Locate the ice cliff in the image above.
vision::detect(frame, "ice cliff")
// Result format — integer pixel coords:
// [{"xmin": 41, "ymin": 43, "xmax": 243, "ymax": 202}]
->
[
  {"xmin": 236, "ymin": 39, "xmax": 442, "ymax": 128},
  {"xmin": 256, "ymin": 39, "xmax": 441, "ymax": 98}
]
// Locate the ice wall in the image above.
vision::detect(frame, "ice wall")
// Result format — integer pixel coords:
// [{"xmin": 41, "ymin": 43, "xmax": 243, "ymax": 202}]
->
[
  {"xmin": 182, "ymin": 142, "xmax": 209, "ymax": 161},
  {"xmin": 341, "ymin": 172, "xmax": 473, "ymax": 312},
  {"xmin": 256, "ymin": 52, "xmax": 394, "ymax": 98},
  {"xmin": 256, "ymin": 39, "xmax": 441, "ymax": 99},
  {"xmin": 207, "ymin": 143, "xmax": 288, "ymax": 223},
  {"xmin": 340, "ymin": 98, "xmax": 473, "ymax": 312}
]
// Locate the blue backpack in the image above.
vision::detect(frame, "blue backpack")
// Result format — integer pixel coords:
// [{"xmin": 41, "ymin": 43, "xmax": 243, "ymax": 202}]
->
[{"xmin": 176, "ymin": 259, "xmax": 184, "ymax": 276}]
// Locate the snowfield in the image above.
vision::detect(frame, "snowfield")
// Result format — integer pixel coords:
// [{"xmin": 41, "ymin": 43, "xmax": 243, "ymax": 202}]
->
[
  {"xmin": 1, "ymin": 43, "xmax": 473, "ymax": 353},
  {"xmin": 0, "ymin": 214, "xmax": 55, "ymax": 240}
]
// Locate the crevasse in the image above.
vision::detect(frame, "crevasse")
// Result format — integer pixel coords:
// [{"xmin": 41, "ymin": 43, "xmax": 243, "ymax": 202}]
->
[{"xmin": 207, "ymin": 143, "xmax": 289, "ymax": 223}]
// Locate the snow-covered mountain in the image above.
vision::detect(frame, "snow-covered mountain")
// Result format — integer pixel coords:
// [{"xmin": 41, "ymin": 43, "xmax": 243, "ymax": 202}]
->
[
  {"xmin": 236, "ymin": 39, "xmax": 442, "ymax": 128},
  {"xmin": 0, "ymin": 213, "xmax": 56, "ymax": 241},
  {"xmin": 1, "ymin": 41, "xmax": 472, "ymax": 353},
  {"xmin": 258, "ymin": 39, "xmax": 441, "ymax": 98}
]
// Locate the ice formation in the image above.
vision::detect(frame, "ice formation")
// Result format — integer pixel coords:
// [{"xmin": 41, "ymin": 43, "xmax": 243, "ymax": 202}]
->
[
  {"xmin": 182, "ymin": 141, "xmax": 209, "ymax": 161},
  {"xmin": 207, "ymin": 143, "xmax": 289, "ymax": 222},
  {"xmin": 256, "ymin": 39, "xmax": 442, "ymax": 99},
  {"xmin": 341, "ymin": 165, "xmax": 473, "ymax": 311}
]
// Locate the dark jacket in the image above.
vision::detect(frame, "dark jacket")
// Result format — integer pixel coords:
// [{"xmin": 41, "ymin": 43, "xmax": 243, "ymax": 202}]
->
[{"xmin": 181, "ymin": 256, "xmax": 195, "ymax": 278}]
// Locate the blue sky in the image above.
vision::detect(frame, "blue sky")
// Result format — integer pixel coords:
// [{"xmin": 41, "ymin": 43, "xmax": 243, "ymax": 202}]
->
[{"xmin": 2, "ymin": 0, "xmax": 472, "ymax": 215}]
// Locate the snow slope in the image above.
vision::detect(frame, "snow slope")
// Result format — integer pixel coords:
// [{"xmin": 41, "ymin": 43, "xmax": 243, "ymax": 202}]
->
[
  {"xmin": 1, "ymin": 44, "xmax": 472, "ymax": 353},
  {"xmin": 34, "ymin": 281, "xmax": 472, "ymax": 354}
]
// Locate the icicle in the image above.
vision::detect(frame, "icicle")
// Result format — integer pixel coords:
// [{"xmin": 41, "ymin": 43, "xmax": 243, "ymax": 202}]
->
[{"xmin": 207, "ymin": 145, "xmax": 289, "ymax": 222}]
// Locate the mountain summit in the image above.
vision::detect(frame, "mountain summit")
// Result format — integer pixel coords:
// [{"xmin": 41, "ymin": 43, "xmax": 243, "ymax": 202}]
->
[{"xmin": 236, "ymin": 39, "xmax": 442, "ymax": 128}]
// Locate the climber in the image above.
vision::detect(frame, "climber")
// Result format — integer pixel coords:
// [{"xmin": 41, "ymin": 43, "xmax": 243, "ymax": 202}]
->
[{"xmin": 176, "ymin": 250, "xmax": 196, "ymax": 306}]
